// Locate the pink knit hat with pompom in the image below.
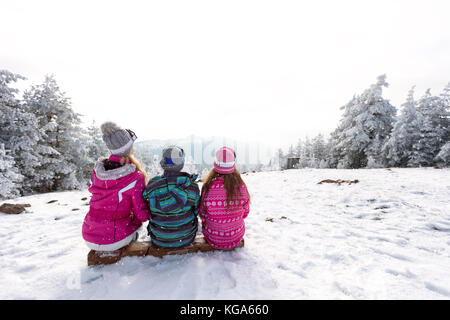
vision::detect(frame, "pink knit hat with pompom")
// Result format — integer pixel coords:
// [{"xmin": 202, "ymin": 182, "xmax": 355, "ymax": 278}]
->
[{"xmin": 213, "ymin": 146, "xmax": 236, "ymax": 174}]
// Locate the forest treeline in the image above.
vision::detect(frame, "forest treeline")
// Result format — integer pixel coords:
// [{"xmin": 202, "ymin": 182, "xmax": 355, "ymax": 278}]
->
[{"xmin": 277, "ymin": 75, "xmax": 449, "ymax": 170}]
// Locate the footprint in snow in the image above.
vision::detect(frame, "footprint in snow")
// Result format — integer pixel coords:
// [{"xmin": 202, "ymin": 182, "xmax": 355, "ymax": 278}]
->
[
  {"xmin": 429, "ymin": 224, "xmax": 450, "ymax": 232},
  {"xmin": 17, "ymin": 265, "xmax": 37, "ymax": 273},
  {"xmin": 411, "ymin": 191, "xmax": 428, "ymax": 195},
  {"xmin": 47, "ymin": 251, "xmax": 67, "ymax": 258},
  {"xmin": 425, "ymin": 282, "xmax": 450, "ymax": 298},
  {"xmin": 385, "ymin": 268, "xmax": 416, "ymax": 279},
  {"xmin": 82, "ymin": 274, "xmax": 104, "ymax": 284},
  {"xmin": 372, "ymin": 249, "xmax": 414, "ymax": 262}
]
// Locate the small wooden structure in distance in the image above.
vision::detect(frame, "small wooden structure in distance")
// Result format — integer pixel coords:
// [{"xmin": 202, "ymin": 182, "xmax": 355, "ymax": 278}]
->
[
  {"xmin": 286, "ymin": 157, "xmax": 300, "ymax": 169},
  {"xmin": 88, "ymin": 236, "xmax": 245, "ymax": 266}
]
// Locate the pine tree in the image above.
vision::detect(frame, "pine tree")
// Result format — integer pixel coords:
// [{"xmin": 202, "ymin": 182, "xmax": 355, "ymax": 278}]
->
[
  {"xmin": 327, "ymin": 131, "xmax": 340, "ymax": 168},
  {"xmin": 0, "ymin": 69, "xmax": 40, "ymax": 195},
  {"xmin": 332, "ymin": 94, "xmax": 370, "ymax": 169},
  {"xmin": 277, "ymin": 148, "xmax": 286, "ymax": 170},
  {"xmin": 435, "ymin": 142, "xmax": 450, "ymax": 166},
  {"xmin": 0, "ymin": 143, "xmax": 22, "ymax": 199},
  {"xmin": 295, "ymin": 138, "xmax": 302, "ymax": 158},
  {"xmin": 438, "ymin": 82, "xmax": 450, "ymax": 144},
  {"xmin": 331, "ymin": 75, "xmax": 396, "ymax": 168},
  {"xmin": 312, "ymin": 133, "xmax": 327, "ymax": 163},
  {"xmin": 383, "ymin": 86, "xmax": 421, "ymax": 167},
  {"xmin": 82, "ymin": 121, "xmax": 109, "ymax": 179},
  {"xmin": 23, "ymin": 75, "xmax": 87, "ymax": 191},
  {"xmin": 302, "ymin": 136, "xmax": 314, "ymax": 167},
  {"xmin": 86, "ymin": 120, "xmax": 108, "ymax": 161},
  {"xmin": 431, "ymin": 82, "xmax": 450, "ymax": 166},
  {"xmin": 409, "ymin": 89, "xmax": 446, "ymax": 167}
]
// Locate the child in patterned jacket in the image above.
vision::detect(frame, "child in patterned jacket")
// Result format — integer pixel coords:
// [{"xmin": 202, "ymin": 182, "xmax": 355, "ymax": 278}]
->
[
  {"xmin": 143, "ymin": 146, "xmax": 200, "ymax": 248},
  {"xmin": 199, "ymin": 146, "xmax": 250, "ymax": 250}
]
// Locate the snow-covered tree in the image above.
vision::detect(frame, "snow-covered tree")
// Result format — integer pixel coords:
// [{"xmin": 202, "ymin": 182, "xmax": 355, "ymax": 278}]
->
[
  {"xmin": 409, "ymin": 89, "xmax": 447, "ymax": 167},
  {"xmin": 383, "ymin": 86, "xmax": 421, "ymax": 167},
  {"xmin": 86, "ymin": 120, "xmax": 108, "ymax": 161},
  {"xmin": 298, "ymin": 136, "xmax": 313, "ymax": 167},
  {"xmin": 318, "ymin": 158, "xmax": 329, "ymax": 169},
  {"xmin": 331, "ymin": 75, "xmax": 396, "ymax": 168},
  {"xmin": 312, "ymin": 133, "xmax": 327, "ymax": 163},
  {"xmin": 281, "ymin": 134, "xmax": 329, "ymax": 169},
  {"xmin": 0, "ymin": 144, "xmax": 22, "ymax": 200},
  {"xmin": 23, "ymin": 75, "xmax": 87, "ymax": 191},
  {"xmin": 0, "ymin": 70, "xmax": 43, "ymax": 195},
  {"xmin": 327, "ymin": 131, "xmax": 340, "ymax": 168},
  {"xmin": 438, "ymin": 82, "xmax": 450, "ymax": 144},
  {"xmin": 435, "ymin": 142, "xmax": 450, "ymax": 166},
  {"xmin": 80, "ymin": 121, "xmax": 109, "ymax": 180},
  {"xmin": 277, "ymin": 148, "xmax": 286, "ymax": 170},
  {"xmin": 332, "ymin": 94, "xmax": 367, "ymax": 169}
]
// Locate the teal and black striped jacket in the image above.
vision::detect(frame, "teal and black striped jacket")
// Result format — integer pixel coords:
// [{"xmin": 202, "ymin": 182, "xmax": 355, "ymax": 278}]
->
[{"xmin": 143, "ymin": 171, "xmax": 200, "ymax": 248}]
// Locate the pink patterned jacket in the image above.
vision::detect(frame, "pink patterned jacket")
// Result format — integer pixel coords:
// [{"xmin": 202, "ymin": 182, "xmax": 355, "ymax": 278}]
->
[{"xmin": 199, "ymin": 176, "xmax": 250, "ymax": 249}]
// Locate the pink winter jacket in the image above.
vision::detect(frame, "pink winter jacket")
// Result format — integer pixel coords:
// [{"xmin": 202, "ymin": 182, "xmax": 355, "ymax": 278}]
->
[
  {"xmin": 82, "ymin": 155, "xmax": 150, "ymax": 245},
  {"xmin": 199, "ymin": 177, "xmax": 250, "ymax": 249}
]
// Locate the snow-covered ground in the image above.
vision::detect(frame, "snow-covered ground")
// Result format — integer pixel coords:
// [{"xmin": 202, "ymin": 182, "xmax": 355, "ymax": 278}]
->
[{"xmin": 1, "ymin": 168, "xmax": 449, "ymax": 299}]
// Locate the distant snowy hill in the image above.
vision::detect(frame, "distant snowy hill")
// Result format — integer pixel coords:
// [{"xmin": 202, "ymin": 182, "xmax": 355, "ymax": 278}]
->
[
  {"xmin": 134, "ymin": 135, "xmax": 275, "ymax": 174},
  {"xmin": 1, "ymin": 168, "xmax": 449, "ymax": 299}
]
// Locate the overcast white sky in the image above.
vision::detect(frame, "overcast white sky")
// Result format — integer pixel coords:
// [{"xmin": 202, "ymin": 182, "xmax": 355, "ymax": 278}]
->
[{"xmin": 1, "ymin": 0, "xmax": 449, "ymax": 149}]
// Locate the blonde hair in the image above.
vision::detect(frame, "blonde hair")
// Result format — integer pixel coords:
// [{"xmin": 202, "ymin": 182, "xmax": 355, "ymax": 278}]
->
[{"xmin": 120, "ymin": 154, "xmax": 148, "ymax": 183}]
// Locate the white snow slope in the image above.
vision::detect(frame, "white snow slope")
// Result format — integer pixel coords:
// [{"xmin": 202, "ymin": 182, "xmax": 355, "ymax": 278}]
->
[{"xmin": 1, "ymin": 168, "xmax": 449, "ymax": 299}]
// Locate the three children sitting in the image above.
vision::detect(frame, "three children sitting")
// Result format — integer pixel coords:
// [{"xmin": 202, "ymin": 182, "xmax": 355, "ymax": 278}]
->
[{"xmin": 82, "ymin": 122, "xmax": 250, "ymax": 252}]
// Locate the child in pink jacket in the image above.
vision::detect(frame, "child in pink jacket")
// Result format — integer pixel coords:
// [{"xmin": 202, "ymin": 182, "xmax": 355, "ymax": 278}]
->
[
  {"xmin": 82, "ymin": 122, "xmax": 150, "ymax": 251},
  {"xmin": 199, "ymin": 147, "xmax": 250, "ymax": 250}
]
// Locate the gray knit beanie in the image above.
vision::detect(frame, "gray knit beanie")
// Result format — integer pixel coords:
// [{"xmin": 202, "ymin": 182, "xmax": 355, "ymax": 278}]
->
[
  {"xmin": 160, "ymin": 146, "xmax": 185, "ymax": 172},
  {"xmin": 100, "ymin": 121, "xmax": 137, "ymax": 156}
]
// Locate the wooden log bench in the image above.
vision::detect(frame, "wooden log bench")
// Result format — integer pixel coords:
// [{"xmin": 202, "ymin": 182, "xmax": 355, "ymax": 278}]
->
[{"xmin": 87, "ymin": 237, "xmax": 245, "ymax": 266}]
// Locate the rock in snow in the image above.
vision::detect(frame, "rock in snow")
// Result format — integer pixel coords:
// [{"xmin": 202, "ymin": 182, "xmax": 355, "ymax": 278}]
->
[
  {"xmin": 317, "ymin": 179, "xmax": 359, "ymax": 185},
  {"xmin": 0, "ymin": 203, "xmax": 30, "ymax": 214}
]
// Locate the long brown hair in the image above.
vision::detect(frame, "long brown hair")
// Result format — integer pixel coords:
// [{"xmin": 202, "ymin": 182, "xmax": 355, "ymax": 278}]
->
[
  {"xmin": 201, "ymin": 168, "xmax": 250, "ymax": 208},
  {"xmin": 120, "ymin": 153, "xmax": 148, "ymax": 183}
]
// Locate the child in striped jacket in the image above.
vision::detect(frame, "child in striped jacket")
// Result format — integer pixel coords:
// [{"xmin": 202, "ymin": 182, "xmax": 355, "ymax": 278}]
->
[
  {"xmin": 143, "ymin": 146, "xmax": 200, "ymax": 248},
  {"xmin": 199, "ymin": 146, "xmax": 250, "ymax": 250}
]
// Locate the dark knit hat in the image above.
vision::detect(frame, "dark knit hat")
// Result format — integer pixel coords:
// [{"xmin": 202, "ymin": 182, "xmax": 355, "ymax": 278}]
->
[
  {"xmin": 100, "ymin": 122, "xmax": 137, "ymax": 156},
  {"xmin": 160, "ymin": 146, "xmax": 185, "ymax": 172}
]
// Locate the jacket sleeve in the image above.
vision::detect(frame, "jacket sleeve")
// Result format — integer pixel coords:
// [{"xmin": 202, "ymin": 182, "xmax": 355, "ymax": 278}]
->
[
  {"xmin": 153, "ymin": 189, "xmax": 188, "ymax": 212},
  {"xmin": 241, "ymin": 184, "xmax": 250, "ymax": 219},
  {"xmin": 131, "ymin": 173, "xmax": 150, "ymax": 223}
]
